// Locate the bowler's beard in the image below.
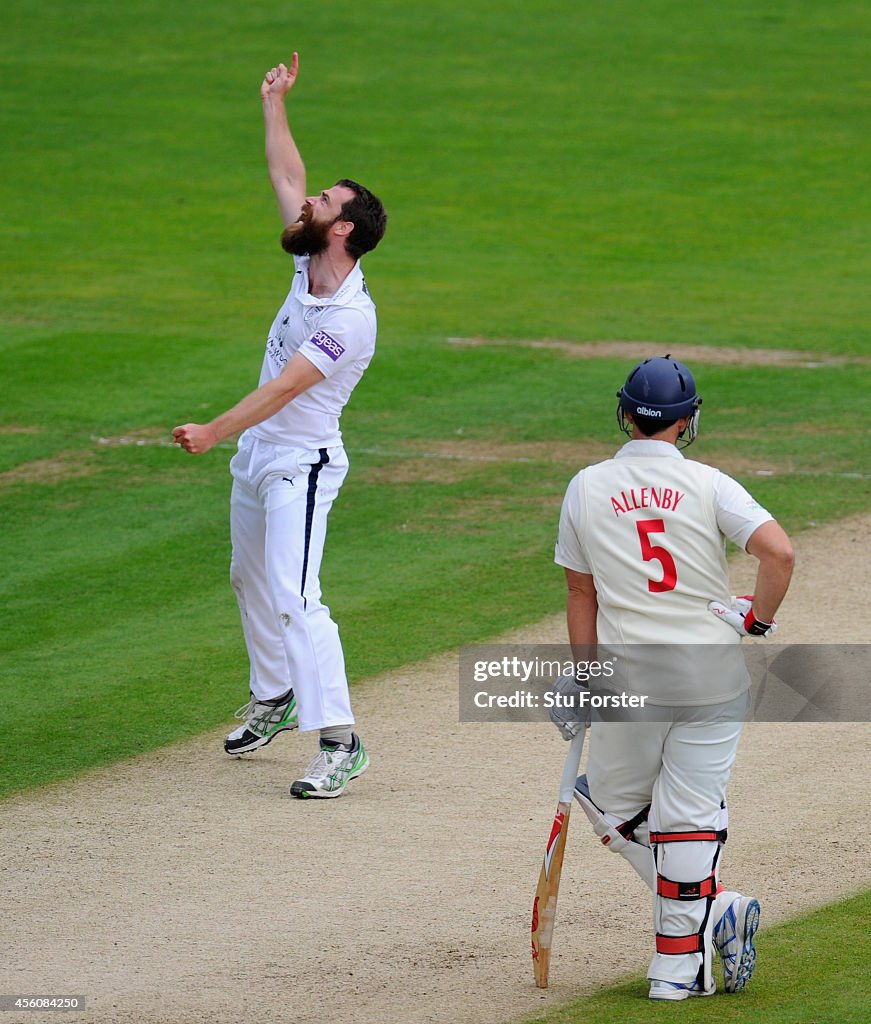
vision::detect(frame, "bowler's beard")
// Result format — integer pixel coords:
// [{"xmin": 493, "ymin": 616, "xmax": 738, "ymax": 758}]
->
[{"xmin": 281, "ymin": 205, "xmax": 332, "ymax": 256}]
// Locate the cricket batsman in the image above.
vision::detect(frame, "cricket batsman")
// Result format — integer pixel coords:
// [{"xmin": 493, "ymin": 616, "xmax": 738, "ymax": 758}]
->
[{"xmin": 549, "ymin": 356, "xmax": 794, "ymax": 999}]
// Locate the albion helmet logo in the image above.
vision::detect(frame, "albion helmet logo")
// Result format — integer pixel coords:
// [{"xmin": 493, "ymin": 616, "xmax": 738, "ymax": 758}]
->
[{"xmin": 636, "ymin": 406, "xmax": 662, "ymax": 417}]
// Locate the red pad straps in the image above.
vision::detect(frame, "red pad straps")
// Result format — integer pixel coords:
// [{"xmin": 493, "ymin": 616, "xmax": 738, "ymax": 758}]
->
[
  {"xmin": 657, "ymin": 873, "xmax": 718, "ymax": 901},
  {"xmin": 655, "ymin": 933, "xmax": 704, "ymax": 955},
  {"xmin": 649, "ymin": 828, "xmax": 727, "ymax": 844}
]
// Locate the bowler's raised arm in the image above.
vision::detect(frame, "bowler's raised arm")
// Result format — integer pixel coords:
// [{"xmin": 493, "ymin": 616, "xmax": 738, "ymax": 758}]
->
[{"xmin": 261, "ymin": 54, "xmax": 305, "ymax": 227}]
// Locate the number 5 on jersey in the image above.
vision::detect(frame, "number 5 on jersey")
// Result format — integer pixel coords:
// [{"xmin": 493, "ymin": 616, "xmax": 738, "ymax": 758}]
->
[{"xmin": 636, "ymin": 518, "xmax": 677, "ymax": 593}]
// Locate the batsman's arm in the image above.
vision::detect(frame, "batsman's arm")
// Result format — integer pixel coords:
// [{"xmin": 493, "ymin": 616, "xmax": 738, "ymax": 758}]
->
[
  {"xmin": 564, "ymin": 568, "xmax": 598, "ymax": 654},
  {"xmin": 172, "ymin": 353, "xmax": 324, "ymax": 454},
  {"xmin": 261, "ymin": 54, "xmax": 306, "ymax": 227},
  {"xmin": 744, "ymin": 520, "xmax": 795, "ymax": 625}
]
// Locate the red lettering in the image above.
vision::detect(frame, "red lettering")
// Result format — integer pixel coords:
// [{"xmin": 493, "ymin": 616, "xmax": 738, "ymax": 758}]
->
[{"xmin": 613, "ymin": 485, "xmax": 684, "ymax": 515}]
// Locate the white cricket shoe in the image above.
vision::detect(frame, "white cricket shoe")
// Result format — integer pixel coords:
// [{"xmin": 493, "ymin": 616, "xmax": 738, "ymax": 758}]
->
[
  {"xmin": 290, "ymin": 734, "xmax": 369, "ymax": 799},
  {"xmin": 713, "ymin": 890, "xmax": 761, "ymax": 992},
  {"xmin": 224, "ymin": 688, "xmax": 298, "ymax": 755},
  {"xmin": 649, "ymin": 978, "xmax": 714, "ymax": 1001}
]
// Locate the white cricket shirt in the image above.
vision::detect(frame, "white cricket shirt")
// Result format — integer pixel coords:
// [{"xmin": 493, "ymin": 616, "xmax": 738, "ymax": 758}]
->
[
  {"xmin": 246, "ymin": 255, "xmax": 377, "ymax": 449},
  {"xmin": 555, "ymin": 440, "xmax": 774, "ymax": 703}
]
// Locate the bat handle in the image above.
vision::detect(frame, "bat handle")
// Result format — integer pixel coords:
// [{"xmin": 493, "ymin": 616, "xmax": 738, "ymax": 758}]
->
[{"xmin": 558, "ymin": 729, "xmax": 585, "ymax": 803}]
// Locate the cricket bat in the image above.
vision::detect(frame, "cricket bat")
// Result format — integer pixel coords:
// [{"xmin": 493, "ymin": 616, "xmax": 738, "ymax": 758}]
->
[{"xmin": 531, "ymin": 729, "xmax": 585, "ymax": 988}]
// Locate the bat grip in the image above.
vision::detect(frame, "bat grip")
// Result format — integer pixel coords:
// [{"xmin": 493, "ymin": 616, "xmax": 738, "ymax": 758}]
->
[{"xmin": 558, "ymin": 729, "xmax": 586, "ymax": 803}]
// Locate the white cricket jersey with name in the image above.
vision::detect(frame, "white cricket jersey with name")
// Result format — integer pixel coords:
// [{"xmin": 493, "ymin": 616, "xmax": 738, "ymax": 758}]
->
[
  {"xmin": 555, "ymin": 440, "xmax": 773, "ymax": 703},
  {"xmin": 245, "ymin": 254, "xmax": 377, "ymax": 450}
]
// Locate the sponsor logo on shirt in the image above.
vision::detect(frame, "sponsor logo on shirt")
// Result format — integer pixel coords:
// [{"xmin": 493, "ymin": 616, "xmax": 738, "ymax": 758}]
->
[{"xmin": 310, "ymin": 330, "xmax": 345, "ymax": 362}]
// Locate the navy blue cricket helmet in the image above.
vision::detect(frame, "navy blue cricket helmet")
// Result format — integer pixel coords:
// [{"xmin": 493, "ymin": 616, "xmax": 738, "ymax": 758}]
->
[{"xmin": 616, "ymin": 355, "xmax": 702, "ymax": 446}]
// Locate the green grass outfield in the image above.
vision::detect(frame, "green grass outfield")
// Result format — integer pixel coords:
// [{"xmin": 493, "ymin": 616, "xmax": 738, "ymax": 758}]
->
[
  {"xmin": 1, "ymin": 1, "xmax": 869, "ymax": 1017},
  {"xmin": 2, "ymin": 0, "xmax": 869, "ymax": 793}
]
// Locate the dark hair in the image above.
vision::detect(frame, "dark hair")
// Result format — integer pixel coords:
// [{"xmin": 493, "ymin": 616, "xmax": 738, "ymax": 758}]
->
[
  {"xmin": 335, "ymin": 179, "xmax": 387, "ymax": 259},
  {"xmin": 632, "ymin": 414, "xmax": 677, "ymax": 437}
]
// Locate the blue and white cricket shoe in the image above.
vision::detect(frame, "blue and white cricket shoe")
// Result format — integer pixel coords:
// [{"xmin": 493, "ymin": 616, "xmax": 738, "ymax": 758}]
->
[
  {"xmin": 648, "ymin": 979, "xmax": 714, "ymax": 1001},
  {"xmin": 713, "ymin": 891, "xmax": 761, "ymax": 993}
]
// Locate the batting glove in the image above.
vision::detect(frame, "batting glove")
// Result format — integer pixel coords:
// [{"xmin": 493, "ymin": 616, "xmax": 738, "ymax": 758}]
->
[
  {"xmin": 548, "ymin": 673, "xmax": 591, "ymax": 740},
  {"xmin": 708, "ymin": 595, "xmax": 778, "ymax": 638}
]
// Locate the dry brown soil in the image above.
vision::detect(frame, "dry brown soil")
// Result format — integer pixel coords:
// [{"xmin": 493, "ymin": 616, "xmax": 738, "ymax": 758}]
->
[{"xmin": 447, "ymin": 337, "xmax": 869, "ymax": 367}]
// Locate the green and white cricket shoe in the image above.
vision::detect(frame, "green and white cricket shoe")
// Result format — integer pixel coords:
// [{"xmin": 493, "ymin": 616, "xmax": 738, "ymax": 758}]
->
[
  {"xmin": 290, "ymin": 734, "xmax": 369, "ymax": 799},
  {"xmin": 224, "ymin": 688, "xmax": 298, "ymax": 755}
]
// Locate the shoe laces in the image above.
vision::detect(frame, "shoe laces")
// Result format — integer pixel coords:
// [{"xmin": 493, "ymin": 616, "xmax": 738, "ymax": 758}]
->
[
  {"xmin": 234, "ymin": 693, "xmax": 293, "ymax": 726},
  {"xmin": 302, "ymin": 748, "xmax": 339, "ymax": 781},
  {"xmin": 233, "ymin": 699, "xmax": 253, "ymax": 721}
]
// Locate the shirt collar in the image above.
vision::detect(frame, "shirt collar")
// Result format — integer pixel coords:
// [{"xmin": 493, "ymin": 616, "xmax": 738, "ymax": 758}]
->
[
  {"xmin": 293, "ymin": 255, "xmax": 365, "ymax": 307},
  {"xmin": 615, "ymin": 439, "xmax": 684, "ymax": 460}
]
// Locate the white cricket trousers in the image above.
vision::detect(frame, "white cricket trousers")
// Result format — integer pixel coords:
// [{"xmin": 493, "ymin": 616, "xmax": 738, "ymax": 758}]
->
[
  {"xmin": 585, "ymin": 693, "xmax": 748, "ymax": 989},
  {"xmin": 229, "ymin": 434, "xmax": 354, "ymax": 733}
]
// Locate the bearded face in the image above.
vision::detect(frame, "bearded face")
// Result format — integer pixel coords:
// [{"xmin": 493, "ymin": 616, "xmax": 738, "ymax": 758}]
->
[{"xmin": 281, "ymin": 203, "xmax": 337, "ymax": 256}]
